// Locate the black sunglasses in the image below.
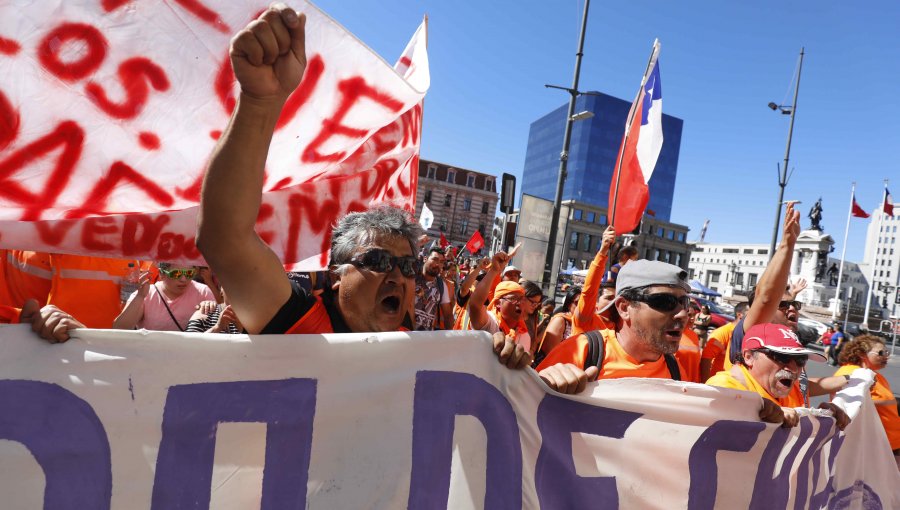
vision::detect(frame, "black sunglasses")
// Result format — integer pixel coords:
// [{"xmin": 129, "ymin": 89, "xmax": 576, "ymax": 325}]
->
[
  {"xmin": 761, "ymin": 349, "xmax": 808, "ymax": 368},
  {"xmin": 629, "ymin": 292, "xmax": 691, "ymax": 312},
  {"xmin": 348, "ymin": 249, "xmax": 421, "ymax": 278},
  {"xmin": 778, "ymin": 300, "xmax": 802, "ymax": 311},
  {"xmin": 872, "ymin": 350, "xmax": 887, "ymax": 357}
]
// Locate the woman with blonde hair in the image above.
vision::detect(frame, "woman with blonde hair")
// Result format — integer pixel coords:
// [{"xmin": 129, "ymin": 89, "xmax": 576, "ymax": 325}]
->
[{"xmin": 834, "ymin": 334, "xmax": 900, "ymax": 469}]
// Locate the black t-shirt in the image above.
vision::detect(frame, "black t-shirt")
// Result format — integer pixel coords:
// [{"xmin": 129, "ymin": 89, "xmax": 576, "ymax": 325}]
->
[{"xmin": 261, "ymin": 280, "xmax": 351, "ymax": 334}]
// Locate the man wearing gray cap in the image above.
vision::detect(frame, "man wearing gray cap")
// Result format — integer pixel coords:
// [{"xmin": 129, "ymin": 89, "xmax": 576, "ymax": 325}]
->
[{"xmin": 535, "ymin": 259, "xmax": 689, "ymax": 382}]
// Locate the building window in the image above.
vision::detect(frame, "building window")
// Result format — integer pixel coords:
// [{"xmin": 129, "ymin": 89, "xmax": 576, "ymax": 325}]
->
[
  {"xmin": 668, "ymin": 230, "xmax": 675, "ymax": 240},
  {"xmin": 586, "ymin": 211, "xmax": 595, "ymax": 223},
  {"xmin": 657, "ymin": 227, "xmax": 665, "ymax": 237},
  {"xmin": 481, "ymin": 202, "xmax": 489, "ymax": 214},
  {"xmin": 743, "ymin": 248, "xmax": 752, "ymax": 254},
  {"xmin": 459, "ymin": 219, "xmax": 469, "ymax": 234},
  {"xmin": 757, "ymin": 249, "xmax": 768, "ymax": 255},
  {"xmin": 570, "ymin": 232, "xmax": 579, "ymax": 250},
  {"xmin": 444, "ymin": 194, "xmax": 452, "ymax": 206},
  {"xmin": 688, "ymin": 268, "xmax": 695, "ymax": 279},
  {"xmin": 676, "ymin": 253, "xmax": 683, "ymax": 266},
  {"xmin": 749, "ymin": 273, "xmax": 758, "ymax": 286},
  {"xmin": 567, "ymin": 258, "xmax": 576, "ymax": 270},
  {"xmin": 463, "ymin": 196, "xmax": 472, "ymax": 211},
  {"xmin": 735, "ymin": 272, "xmax": 744, "ymax": 287},
  {"xmin": 484, "ymin": 178, "xmax": 493, "ymax": 191},
  {"xmin": 599, "ymin": 214, "xmax": 607, "ymax": 224},
  {"xmin": 723, "ymin": 248, "xmax": 738, "ymax": 254},
  {"xmin": 709, "ymin": 271, "xmax": 720, "ymax": 283},
  {"xmin": 439, "ymin": 223, "xmax": 446, "ymax": 232},
  {"xmin": 677, "ymin": 232, "xmax": 686, "ymax": 242},
  {"xmin": 466, "ymin": 174, "xmax": 475, "ymax": 188},
  {"xmin": 582, "ymin": 234, "xmax": 592, "ymax": 252},
  {"xmin": 427, "ymin": 165, "xmax": 436, "ymax": 179},
  {"xmin": 573, "ymin": 209, "xmax": 583, "ymax": 221},
  {"xmin": 447, "ymin": 170, "xmax": 455, "ymax": 184},
  {"xmin": 423, "ymin": 190, "xmax": 431, "ymax": 203},
  {"xmin": 478, "ymin": 224, "xmax": 485, "ymax": 235}
]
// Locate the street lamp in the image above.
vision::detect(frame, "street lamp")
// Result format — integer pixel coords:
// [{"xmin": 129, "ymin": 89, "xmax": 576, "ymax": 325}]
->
[
  {"xmin": 767, "ymin": 47, "xmax": 805, "ymax": 261},
  {"xmin": 541, "ymin": 0, "xmax": 595, "ymax": 299}
]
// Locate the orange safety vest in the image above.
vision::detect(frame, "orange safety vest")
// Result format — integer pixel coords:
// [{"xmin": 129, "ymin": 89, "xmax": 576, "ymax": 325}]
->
[
  {"xmin": 0, "ymin": 250, "xmax": 52, "ymax": 308},
  {"xmin": 0, "ymin": 304, "xmax": 21, "ymax": 324},
  {"xmin": 47, "ymin": 254, "xmax": 150, "ymax": 329}
]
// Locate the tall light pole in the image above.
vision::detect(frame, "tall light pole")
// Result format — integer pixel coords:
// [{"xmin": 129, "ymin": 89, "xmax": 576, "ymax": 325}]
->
[
  {"xmin": 542, "ymin": 0, "xmax": 592, "ymax": 298},
  {"xmin": 767, "ymin": 47, "xmax": 804, "ymax": 260}
]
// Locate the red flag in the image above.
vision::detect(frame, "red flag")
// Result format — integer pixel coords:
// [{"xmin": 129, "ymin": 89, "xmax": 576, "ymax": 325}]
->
[
  {"xmin": 851, "ymin": 194, "xmax": 870, "ymax": 218},
  {"xmin": 464, "ymin": 230, "xmax": 485, "ymax": 255},
  {"xmin": 439, "ymin": 232, "xmax": 450, "ymax": 249}
]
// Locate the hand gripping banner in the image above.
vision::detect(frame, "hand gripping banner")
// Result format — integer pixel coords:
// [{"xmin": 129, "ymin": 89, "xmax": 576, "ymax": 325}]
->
[
  {"xmin": 0, "ymin": 326, "xmax": 898, "ymax": 508},
  {"xmin": 0, "ymin": 0, "xmax": 428, "ymax": 269}
]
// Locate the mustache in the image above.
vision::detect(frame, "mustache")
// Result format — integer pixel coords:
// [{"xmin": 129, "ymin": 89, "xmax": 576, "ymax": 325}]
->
[{"xmin": 776, "ymin": 369, "xmax": 797, "ymax": 381}]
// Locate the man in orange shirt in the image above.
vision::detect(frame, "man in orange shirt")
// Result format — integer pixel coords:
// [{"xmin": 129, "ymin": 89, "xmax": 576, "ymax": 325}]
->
[
  {"xmin": 572, "ymin": 226, "xmax": 616, "ymax": 336},
  {"xmin": 676, "ymin": 306, "xmax": 703, "ymax": 383},
  {"xmin": 699, "ymin": 301, "xmax": 747, "ymax": 382},
  {"xmin": 194, "ymin": 6, "xmax": 583, "ymax": 394},
  {"xmin": 707, "ymin": 323, "xmax": 850, "ymax": 429},
  {"xmin": 537, "ymin": 259, "xmax": 690, "ymax": 381},
  {"xmin": 2, "ymin": 299, "xmax": 85, "ymax": 343}
]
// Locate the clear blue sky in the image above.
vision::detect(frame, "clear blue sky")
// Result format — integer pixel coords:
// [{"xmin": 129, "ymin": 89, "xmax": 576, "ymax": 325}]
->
[{"xmin": 313, "ymin": 0, "xmax": 900, "ymax": 264}]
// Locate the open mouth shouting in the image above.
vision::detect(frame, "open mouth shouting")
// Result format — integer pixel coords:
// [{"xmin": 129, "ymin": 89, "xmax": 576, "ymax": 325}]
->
[
  {"xmin": 378, "ymin": 287, "xmax": 404, "ymax": 316},
  {"xmin": 774, "ymin": 369, "xmax": 796, "ymax": 395}
]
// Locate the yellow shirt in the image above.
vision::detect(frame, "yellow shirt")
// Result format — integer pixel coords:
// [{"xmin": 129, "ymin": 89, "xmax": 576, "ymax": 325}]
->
[{"xmin": 707, "ymin": 364, "xmax": 804, "ymax": 407}]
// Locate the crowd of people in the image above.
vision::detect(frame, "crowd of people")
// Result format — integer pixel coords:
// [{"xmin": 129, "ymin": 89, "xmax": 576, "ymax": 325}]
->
[{"xmin": 2, "ymin": 5, "xmax": 898, "ymax": 470}]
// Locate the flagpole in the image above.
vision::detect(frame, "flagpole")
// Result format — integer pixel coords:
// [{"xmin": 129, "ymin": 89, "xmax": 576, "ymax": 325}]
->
[
  {"xmin": 831, "ymin": 183, "xmax": 855, "ymax": 322},
  {"xmin": 864, "ymin": 181, "xmax": 888, "ymax": 324},
  {"xmin": 609, "ymin": 40, "xmax": 660, "ymax": 229}
]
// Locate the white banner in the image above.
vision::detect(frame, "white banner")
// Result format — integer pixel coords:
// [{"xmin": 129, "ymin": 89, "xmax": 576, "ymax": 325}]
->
[
  {"xmin": 0, "ymin": 325, "xmax": 898, "ymax": 509},
  {"xmin": 0, "ymin": 1, "xmax": 427, "ymax": 269}
]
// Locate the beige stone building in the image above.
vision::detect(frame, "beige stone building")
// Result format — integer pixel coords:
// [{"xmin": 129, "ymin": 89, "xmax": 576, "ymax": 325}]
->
[{"xmin": 414, "ymin": 159, "xmax": 499, "ymax": 251}]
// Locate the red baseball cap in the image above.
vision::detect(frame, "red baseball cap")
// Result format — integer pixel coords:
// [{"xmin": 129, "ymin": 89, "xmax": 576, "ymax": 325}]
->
[{"xmin": 743, "ymin": 323, "xmax": 826, "ymax": 362}]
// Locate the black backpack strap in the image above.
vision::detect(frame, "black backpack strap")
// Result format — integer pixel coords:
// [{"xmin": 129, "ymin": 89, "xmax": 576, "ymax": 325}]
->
[
  {"xmin": 664, "ymin": 353, "xmax": 681, "ymax": 381},
  {"xmin": 584, "ymin": 330, "xmax": 605, "ymax": 371}
]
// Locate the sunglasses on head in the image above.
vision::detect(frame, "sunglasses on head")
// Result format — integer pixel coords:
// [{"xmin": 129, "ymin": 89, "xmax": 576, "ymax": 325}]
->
[
  {"xmin": 629, "ymin": 292, "xmax": 691, "ymax": 312},
  {"xmin": 761, "ymin": 349, "xmax": 808, "ymax": 368},
  {"xmin": 159, "ymin": 267, "xmax": 197, "ymax": 279},
  {"xmin": 348, "ymin": 248, "xmax": 420, "ymax": 278},
  {"xmin": 778, "ymin": 300, "xmax": 802, "ymax": 311}
]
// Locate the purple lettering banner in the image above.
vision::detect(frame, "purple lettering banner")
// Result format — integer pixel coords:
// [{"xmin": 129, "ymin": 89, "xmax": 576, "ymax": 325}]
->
[{"xmin": 0, "ymin": 326, "xmax": 897, "ymax": 508}]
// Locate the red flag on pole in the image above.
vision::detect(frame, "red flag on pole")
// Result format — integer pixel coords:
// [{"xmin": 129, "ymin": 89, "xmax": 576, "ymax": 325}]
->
[
  {"xmin": 851, "ymin": 194, "xmax": 870, "ymax": 218},
  {"xmin": 884, "ymin": 187, "xmax": 895, "ymax": 217},
  {"xmin": 464, "ymin": 231, "xmax": 485, "ymax": 255},
  {"xmin": 439, "ymin": 232, "xmax": 450, "ymax": 249}
]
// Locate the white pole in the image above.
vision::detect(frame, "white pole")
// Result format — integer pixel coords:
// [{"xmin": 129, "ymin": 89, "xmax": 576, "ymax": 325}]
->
[
  {"xmin": 832, "ymin": 183, "xmax": 856, "ymax": 321},
  {"xmin": 864, "ymin": 182, "xmax": 888, "ymax": 324}
]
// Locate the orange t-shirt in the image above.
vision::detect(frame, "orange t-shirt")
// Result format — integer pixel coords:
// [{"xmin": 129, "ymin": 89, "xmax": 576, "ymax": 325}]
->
[
  {"xmin": 676, "ymin": 329, "xmax": 702, "ymax": 383},
  {"xmin": 702, "ymin": 322, "xmax": 736, "ymax": 374},
  {"xmin": 572, "ymin": 248, "xmax": 613, "ymax": 336},
  {"xmin": 536, "ymin": 328, "xmax": 682, "ymax": 380},
  {"xmin": 706, "ymin": 364, "xmax": 803, "ymax": 407},
  {"xmin": 835, "ymin": 364, "xmax": 900, "ymax": 450}
]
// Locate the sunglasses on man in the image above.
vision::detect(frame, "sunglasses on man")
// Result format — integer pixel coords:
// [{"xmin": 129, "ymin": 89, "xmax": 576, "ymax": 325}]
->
[
  {"xmin": 628, "ymin": 292, "xmax": 691, "ymax": 312},
  {"xmin": 348, "ymin": 248, "xmax": 421, "ymax": 278},
  {"xmin": 778, "ymin": 300, "xmax": 802, "ymax": 311},
  {"xmin": 159, "ymin": 267, "xmax": 197, "ymax": 279},
  {"xmin": 761, "ymin": 349, "xmax": 808, "ymax": 368}
]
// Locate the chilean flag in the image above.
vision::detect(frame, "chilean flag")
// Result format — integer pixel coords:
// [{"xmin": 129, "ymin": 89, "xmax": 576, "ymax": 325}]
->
[
  {"xmin": 609, "ymin": 40, "xmax": 663, "ymax": 234},
  {"xmin": 884, "ymin": 187, "xmax": 895, "ymax": 217},
  {"xmin": 851, "ymin": 193, "xmax": 870, "ymax": 218}
]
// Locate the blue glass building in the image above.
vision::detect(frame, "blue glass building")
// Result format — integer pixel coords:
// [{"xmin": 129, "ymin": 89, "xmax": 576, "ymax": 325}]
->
[{"xmin": 521, "ymin": 91, "xmax": 683, "ymax": 222}]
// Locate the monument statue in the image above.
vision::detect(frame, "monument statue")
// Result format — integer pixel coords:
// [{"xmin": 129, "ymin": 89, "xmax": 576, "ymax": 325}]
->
[
  {"xmin": 808, "ymin": 198, "xmax": 824, "ymax": 231},
  {"xmin": 827, "ymin": 263, "xmax": 839, "ymax": 286},
  {"xmin": 815, "ymin": 250, "xmax": 828, "ymax": 282}
]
